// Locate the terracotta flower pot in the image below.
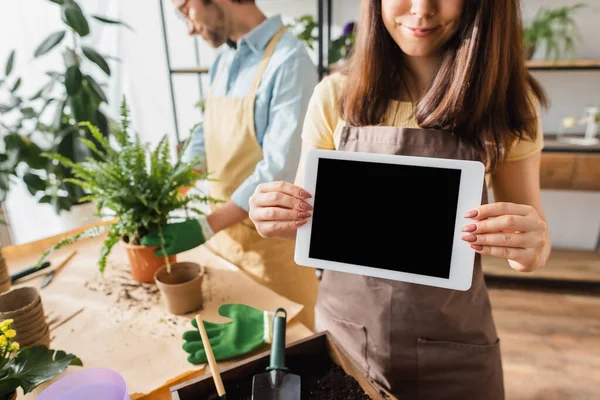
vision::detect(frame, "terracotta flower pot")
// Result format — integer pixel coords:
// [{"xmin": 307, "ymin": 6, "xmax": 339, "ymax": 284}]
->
[
  {"xmin": 121, "ymin": 241, "xmax": 176, "ymax": 283},
  {"xmin": 0, "ymin": 248, "xmax": 11, "ymax": 294},
  {"xmin": 0, "ymin": 287, "xmax": 49, "ymax": 348},
  {"xmin": 155, "ymin": 262, "xmax": 205, "ymax": 315}
]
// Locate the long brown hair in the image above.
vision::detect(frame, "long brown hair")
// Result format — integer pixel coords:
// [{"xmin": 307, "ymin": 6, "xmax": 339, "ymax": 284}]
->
[{"xmin": 340, "ymin": 0, "xmax": 548, "ymax": 170}]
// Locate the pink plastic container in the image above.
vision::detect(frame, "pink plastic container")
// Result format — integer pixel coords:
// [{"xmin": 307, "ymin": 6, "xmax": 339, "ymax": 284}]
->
[{"xmin": 37, "ymin": 368, "xmax": 129, "ymax": 400}]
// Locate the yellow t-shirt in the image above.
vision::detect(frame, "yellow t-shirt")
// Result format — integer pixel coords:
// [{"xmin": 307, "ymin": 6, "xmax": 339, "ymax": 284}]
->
[{"xmin": 301, "ymin": 73, "xmax": 544, "ymax": 162}]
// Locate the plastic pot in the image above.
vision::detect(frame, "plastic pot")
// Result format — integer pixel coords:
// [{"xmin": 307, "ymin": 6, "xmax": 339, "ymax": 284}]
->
[
  {"xmin": 37, "ymin": 368, "xmax": 129, "ymax": 400},
  {"xmin": 121, "ymin": 241, "xmax": 176, "ymax": 283},
  {"xmin": 154, "ymin": 262, "xmax": 205, "ymax": 315}
]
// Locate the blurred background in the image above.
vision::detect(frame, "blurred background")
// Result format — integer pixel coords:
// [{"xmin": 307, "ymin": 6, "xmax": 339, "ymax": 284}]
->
[{"xmin": 0, "ymin": 0, "xmax": 599, "ymax": 259}]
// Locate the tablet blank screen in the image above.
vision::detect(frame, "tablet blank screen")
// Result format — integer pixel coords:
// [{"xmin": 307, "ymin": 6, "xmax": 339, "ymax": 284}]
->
[{"xmin": 308, "ymin": 158, "xmax": 462, "ymax": 279}]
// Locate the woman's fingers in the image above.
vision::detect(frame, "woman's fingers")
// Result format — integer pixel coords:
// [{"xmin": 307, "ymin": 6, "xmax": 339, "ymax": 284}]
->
[
  {"xmin": 461, "ymin": 231, "xmax": 544, "ymax": 249},
  {"xmin": 470, "ymin": 245, "xmax": 537, "ymax": 267},
  {"xmin": 465, "ymin": 202, "xmax": 534, "ymax": 220},
  {"xmin": 251, "ymin": 191, "xmax": 312, "ymax": 211},
  {"xmin": 255, "ymin": 181, "xmax": 311, "ymax": 198},
  {"xmin": 461, "ymin": 214, "xmax": 543, "ymax": 234},
  {"xmin": 249, "ymin": 207, "xmax": 311, "ymax": 223}
]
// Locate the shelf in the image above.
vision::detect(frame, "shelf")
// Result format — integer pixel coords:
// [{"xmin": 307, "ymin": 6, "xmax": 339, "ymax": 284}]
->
[
  {"xmin": 170, "ymin": 67, "xmax": 210, "ymax": 74},
  {"xmin": 542, "ymin": 134, "xmax": 600, "ymax": 154},
  {"xmin": 483, "ymin": 248, "xmax": 600, "ymax": 283},
  {"xmin": 526, "ymin": 59, "xmax": 600, "ymax": 71},
  {"xmin": 321, "ymin": 60, "xmax": 600, "ymax": 77}
]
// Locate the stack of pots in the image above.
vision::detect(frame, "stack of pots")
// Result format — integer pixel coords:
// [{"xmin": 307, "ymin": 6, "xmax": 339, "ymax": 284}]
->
[
  {"xmin": 0, "ymin": 287, "xmax": 50, "ymax": 348},
  {"xmin": 0, "ymin": 249, "xmax": 11, "ymax": 294}
]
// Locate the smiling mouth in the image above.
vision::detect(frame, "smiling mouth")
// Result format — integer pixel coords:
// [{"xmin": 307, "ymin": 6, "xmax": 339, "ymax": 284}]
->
[{"xmin": 401, "ymin": 25, "xmax": 441, "ymax": 38}]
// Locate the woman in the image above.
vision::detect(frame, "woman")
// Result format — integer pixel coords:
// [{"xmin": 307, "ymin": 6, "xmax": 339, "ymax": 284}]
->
[{"xmin": 249, "ymin": 0, "xmax": 551, "ymax": 398}]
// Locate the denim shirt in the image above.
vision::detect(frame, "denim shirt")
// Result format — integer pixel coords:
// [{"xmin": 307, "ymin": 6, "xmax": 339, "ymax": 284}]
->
[{"xmin": 181, "ymin": 15, "xmax": 318, "ymax": 211}]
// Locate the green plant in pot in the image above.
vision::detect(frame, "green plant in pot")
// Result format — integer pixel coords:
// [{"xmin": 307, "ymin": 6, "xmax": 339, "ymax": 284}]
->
[
  {"xmin": 0, "ymin": 319, "xmax": 82, "ymax": 400},
  {"xmin": 0, "ymin": 0, "xmax": 131, "ymax": 215},
  {"xmin": 36, "ymin": 98, "xmax": 220, "ymax": 283},
  {"xmin": 523, "ymin": 3, "xmax": 587, "ymax": 60}
]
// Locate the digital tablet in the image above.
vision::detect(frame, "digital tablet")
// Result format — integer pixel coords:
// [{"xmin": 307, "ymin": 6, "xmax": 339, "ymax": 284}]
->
[{"xmin": 294, "ymin": 149, "xmax": 486, "ymax": 291}]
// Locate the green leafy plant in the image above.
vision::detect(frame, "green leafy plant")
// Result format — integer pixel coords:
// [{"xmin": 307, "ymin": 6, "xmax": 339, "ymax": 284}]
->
[
  {"xmin": 287, "ymin": 15, "xmax": 356, "ymax": 66},
  {"xmin": 286, "ymin": 15, "xmax": 318, "ymax": 50},
  {"xmin": 0, "ymin": 0, "xmax": 131, "ymax": 214},
  {"xmin": 523, "ymin": 3, "xmax": 587, "ymax": 60},
  {"xmin": 0, "ymin": 319, "xmax": 82, "ymax": 400},
  {"xmin": 37, "ymin": 98, "xmax": 220, "ymax": 273},
  {"xmin": 0, "ymin": 51, "xmax": 48, "ymax": 205}
]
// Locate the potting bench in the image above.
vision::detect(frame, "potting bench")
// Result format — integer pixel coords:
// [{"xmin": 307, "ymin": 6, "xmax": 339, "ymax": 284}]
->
[{"xmin": 2, "ymin": 221, "xmax": 314, "ymax": 400}]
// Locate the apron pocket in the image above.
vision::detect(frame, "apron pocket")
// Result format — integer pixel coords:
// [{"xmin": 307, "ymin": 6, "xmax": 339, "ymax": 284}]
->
[
  {"xmin": 315, "ymin": 309, "xmax": 368, "ymax": 374},
  {"xmin": 417, "ymin": 338, "xmax": 504, "ymax": 400}
]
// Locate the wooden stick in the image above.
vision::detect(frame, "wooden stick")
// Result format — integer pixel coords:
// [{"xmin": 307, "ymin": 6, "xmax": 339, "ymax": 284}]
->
[
  {"xmin": 52, "ymin": 250, "xmax": 78, "ymax": 275},
  {"xmin": 195, "ymin": 315, "xmax": 226, "ymax": 397},
  {"xmin": 49, "ymin": 307, "xmax": 85, "ymax": 332}
]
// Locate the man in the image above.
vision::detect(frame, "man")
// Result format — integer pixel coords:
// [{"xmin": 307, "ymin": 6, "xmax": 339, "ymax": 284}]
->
[{"xmin": 144, "ymin": 0, "xmax": 319, "ymax": 328}]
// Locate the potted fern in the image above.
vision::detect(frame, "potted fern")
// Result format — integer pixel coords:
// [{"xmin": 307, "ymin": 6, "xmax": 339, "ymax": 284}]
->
[{"xmin": 37, "ymin": 98, "xmax": 218, "ymax": 282}]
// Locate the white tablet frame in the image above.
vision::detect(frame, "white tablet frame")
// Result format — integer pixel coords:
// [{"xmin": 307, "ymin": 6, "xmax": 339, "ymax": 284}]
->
[{"xmin": 294, "ymin": 149, "xmax": 486, "ymax": 291}]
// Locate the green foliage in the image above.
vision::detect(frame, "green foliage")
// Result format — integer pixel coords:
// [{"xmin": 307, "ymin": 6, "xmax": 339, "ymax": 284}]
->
[
  {"xmin": 286, "ymin": 15, "xmax": 318, "ymax": 50},
  {"xmin": 0, "ymin": 0, "xmax": 130, "ymax": 213},
  {"xmin": 523, "ymin": 3, "xmax": 587, "ymax": 60},
  {"xmin": 38, "ymin": 98, "xmax": 220, "ymax": 273},
  {"xmin": 0, "ymin": 345, "xmax": 82, "ymax": 398},
  {"xmin": 287, "ymin": 15, "xmax": 356, "ymax": 65}
]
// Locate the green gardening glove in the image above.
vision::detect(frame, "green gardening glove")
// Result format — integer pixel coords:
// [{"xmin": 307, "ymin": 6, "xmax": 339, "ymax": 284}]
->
[
  {"xmin": 141, "ymin": 219, "xmax": 206, "ymax": 256},
  {"xmin": 182, "ymin": 304, "xmax": 273, "ymax": 365}
]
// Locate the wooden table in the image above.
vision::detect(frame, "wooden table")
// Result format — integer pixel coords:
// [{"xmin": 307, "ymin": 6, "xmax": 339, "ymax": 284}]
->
[{"xmin": 2, "ymin": 222, "xmax": 313, "ymax": 399}]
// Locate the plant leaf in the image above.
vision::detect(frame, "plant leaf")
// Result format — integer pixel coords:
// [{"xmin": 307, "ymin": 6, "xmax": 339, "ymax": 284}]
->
[
  {"xmin": 92, "ymin": 15, "xmax": 133, "ymax": 30},
  {"xmin": 61, "ymin": 1, "xmax": 90, "ymax": 37},
  {"xmin": 23, "ymin": 173, "xmax": 46, "ymax": 195},
  {"xmin": 20, "ymin": 107, "xmax": 36, "ymax": 118},
  {"xmin": 0, "ymin": 346, "xmax": 82, "ymax": 395},
  {"xmin": 11, "ymin": 78, "xmax": 22, "ymax": 92},
  {"xmin": 34, "ymin": 31, "xmax": 66, "ymax": 58},
  {"xmin": 52, "ymin": 99, "xmax": 66, "ymax": 130},
  {"xmin": 5, "ymin": 50, "xmax": 15, "ymax": 76},
  {"xmin": 81, "ymin": 47, "xmax": 110, "ymax": 76},
  {"xmin": 65, "ymin": 65, "xmax": 82, "ymax": 95},
  {"xmin": 84, "ymin": 75, "xmax": 107, "ymax": 103}
]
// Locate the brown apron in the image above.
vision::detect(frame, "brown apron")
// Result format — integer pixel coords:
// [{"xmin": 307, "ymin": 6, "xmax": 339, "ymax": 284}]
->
[
  {"xmin": 315, "ymin": 126, "xmax": 504, "ymax": 399},
  {"xmin": 203, "ymin": 26, "xmax": 319, "ymax": 330}
]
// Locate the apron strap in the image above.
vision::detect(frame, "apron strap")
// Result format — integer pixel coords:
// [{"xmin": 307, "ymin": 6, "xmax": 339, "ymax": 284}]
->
[{"xmin": 247, "ymin": 26, "xmax": 286, "ymax": 100}]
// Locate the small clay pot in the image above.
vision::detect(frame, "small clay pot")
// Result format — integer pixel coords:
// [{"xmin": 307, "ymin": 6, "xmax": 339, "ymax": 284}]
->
[
  {"xmin": 0, "ymin": 287, "xmax": 42, "ymax": 319},
  {"xmin": 0, "ymin": 287, "xmax": 49, "ymax": 347},
  {"xmin": 17, "ymin": 323, "xmax": 50, "ymax": 348},
  {"xmin": 155, "ymin": 262, "xmax": 205, "ymax": 315},
  {"xmin": 121, "ymin": 241, "xmax": 176, "ymax": 283}
]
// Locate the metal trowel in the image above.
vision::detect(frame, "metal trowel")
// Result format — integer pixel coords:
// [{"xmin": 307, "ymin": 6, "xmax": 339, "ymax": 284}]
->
[{"xmin": 251, "ymin": 308, "xmax": 300, "ymax": 400}]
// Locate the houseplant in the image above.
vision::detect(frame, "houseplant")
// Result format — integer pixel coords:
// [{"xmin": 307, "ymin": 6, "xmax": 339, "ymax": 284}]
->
[
  {"xmin": 36, "ymin": 98, "xmax": 219, "ymax": 282},
  {"xmin": 523, "ymin": 3, "xmax": 587, "ymax": 60},
  {"xmin": 0, "ymin": 319, "xmax": 82, "ymax": 400},
  {"xmin": 0, "ymin": 0, "xmax": 131, "ymax": 216},
  {"xmin": 287, "ymin": 15, "xmax": 356, "ymax": 66}
]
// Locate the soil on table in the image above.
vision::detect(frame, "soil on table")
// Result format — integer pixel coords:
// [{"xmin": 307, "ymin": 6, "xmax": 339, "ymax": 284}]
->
[{"xmin": 206, "ymin": 357, "xmax": 371, "ymax": 400}]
